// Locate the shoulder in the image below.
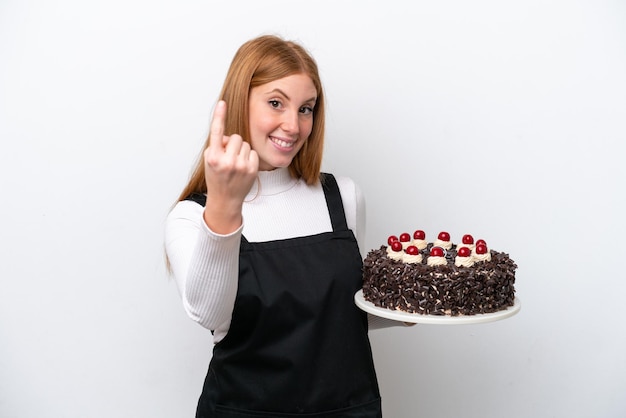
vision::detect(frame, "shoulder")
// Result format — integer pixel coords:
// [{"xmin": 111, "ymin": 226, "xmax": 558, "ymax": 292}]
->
[
  {"xmin": 165, "ymin": 198, "xmax": 205, "ymax": 233},
  {"xmin": 167, "ymin": 198, "xmax": 204, "ymax": 219},
  {"xmin": 333, "ymin": 174, "xmax": 356, "ymax": 193},
  {"xmin": 327, "ymin": 174, "xmax": 363, "ymax": 207}
]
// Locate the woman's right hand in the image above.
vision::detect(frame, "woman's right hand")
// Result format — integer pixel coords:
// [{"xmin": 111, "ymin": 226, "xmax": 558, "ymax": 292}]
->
[{"xmin": 202, "ymin": 100, "xmax": 259, "ymax": 234}]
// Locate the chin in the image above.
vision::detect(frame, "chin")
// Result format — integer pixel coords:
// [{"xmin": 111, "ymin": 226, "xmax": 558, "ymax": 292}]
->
[{"xmin": 266, "ymin": 157, "xmax": 296, "ymax": 170}]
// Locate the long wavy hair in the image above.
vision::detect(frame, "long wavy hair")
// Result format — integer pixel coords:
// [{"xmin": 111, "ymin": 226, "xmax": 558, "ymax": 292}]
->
[{"xmin": 177, "ymin": 35, "xmax": 326, "ymax": 202}]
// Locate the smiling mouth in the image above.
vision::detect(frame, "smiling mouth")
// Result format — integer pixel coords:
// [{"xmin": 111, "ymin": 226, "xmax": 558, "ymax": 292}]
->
[{"xmin": 270, "ymin": 136, "xmax": 296, "ymax": 150}]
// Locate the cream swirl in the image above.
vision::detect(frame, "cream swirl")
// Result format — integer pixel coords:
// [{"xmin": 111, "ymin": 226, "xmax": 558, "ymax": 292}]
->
[
  {"xmin": 386, "ymin": 246, "xmax": 403, "ymax": 261},
  {"xmin": 427, "ymin": 255, "xmax": 447, "ymax": 266},
  {"xmin": 411, "ymin": 239, "xmax": 427, "ymax": 250},
  {"xmin": 454, "ymin": 255, "xmax": 475, "ymax": 267},
  {"xmin": 402, "ymin": 252, "xmax": 423, "ymax": 264},
  {"xmin": 400, "ymin": 240, "xmax": 412, "ymax": 249},
  {"xmin": 472, "ymin": 251, "xmax": 492, "ymax": 262},
  {"xmin": 433, "ymin": 239, "xmax": 453, "ymax": 250},
  {"xmin": 461, "ymin": 243, "xmax": 476, "ymax": 252}
]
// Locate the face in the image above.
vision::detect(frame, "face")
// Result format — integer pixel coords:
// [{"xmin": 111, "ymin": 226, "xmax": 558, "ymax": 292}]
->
[{"xmin": 248, "ymin": 73, "xmax": 317, "ymax": 171}]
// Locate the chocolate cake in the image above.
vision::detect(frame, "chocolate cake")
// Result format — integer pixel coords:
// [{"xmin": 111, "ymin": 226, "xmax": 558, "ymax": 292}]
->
[{"xmin": 361, "ymin": 231, "xmax": 517, "ymax": 316}]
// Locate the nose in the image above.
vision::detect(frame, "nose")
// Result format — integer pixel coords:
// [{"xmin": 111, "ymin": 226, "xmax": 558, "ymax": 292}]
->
[{"xmin": 281, "ymin": 108, "xmax": 300, "ymax": 134}]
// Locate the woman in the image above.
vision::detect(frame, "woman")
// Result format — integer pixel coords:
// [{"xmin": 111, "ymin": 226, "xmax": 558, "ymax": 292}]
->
[{"xmin": 165, "ymin": 34, "xmax": 401, "ymax": 417}]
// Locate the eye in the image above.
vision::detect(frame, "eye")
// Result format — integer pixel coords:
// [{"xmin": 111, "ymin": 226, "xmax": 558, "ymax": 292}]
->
[
  {"xmin": 268, "ymin": 99, "xmax": 282, "ymax": 109},
  {"xmin": 300, "ymin": 105, "xmax": 314, "ymax": 115}
]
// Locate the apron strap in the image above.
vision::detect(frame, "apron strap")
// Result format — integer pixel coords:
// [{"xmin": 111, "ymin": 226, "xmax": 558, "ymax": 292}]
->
[
  {"xmin": 185, "ymin": 192, "xmax": 207, "ymax": 206},
  {"xmin": 320, "ymin": 173, "xmax": 348, "ymax": 232}
]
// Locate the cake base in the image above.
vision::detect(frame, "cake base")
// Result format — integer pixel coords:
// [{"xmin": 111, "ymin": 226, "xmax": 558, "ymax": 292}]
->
[{"xmin": 355, "ymin": 290, "xmax": 521, "ymax": 324}]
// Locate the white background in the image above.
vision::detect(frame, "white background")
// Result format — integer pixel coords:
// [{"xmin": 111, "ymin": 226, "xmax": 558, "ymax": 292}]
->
[{"xmin": 1, "ymin": 1, "xmax": 625, "ymax": 417}]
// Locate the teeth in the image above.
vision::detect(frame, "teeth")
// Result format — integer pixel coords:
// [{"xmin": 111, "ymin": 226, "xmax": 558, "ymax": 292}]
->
[{"xmin": 271, "ymin": 137, "xmax": 294, "ymax": 148}]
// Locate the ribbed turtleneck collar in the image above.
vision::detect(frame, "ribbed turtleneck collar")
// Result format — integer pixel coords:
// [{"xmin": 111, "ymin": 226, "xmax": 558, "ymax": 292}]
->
[{"xmin": 246, "ymin": 167, "xmax": 299, "ymax": 198}]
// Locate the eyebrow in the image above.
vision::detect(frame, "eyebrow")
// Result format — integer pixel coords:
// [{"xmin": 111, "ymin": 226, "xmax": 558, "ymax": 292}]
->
[{"xmin": 266, "ymin": 88, "xmax": 317, "ymax": 104}]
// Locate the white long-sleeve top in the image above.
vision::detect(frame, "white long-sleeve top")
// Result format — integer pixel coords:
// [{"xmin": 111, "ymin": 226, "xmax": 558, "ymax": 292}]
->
[{"xmin": 165, "ymin": 168, "xmax": 400, "ymax": 343}]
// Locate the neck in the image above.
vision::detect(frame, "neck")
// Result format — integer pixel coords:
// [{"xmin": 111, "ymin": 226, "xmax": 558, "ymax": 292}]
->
[{"xmin": 246, "ymin": 167, "xmax": 299, "ymax": 198}]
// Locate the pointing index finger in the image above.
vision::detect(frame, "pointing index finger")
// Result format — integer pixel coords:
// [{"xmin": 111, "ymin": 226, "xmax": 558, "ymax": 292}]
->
[{"xmin": 209, "ymin": 100, "xmax": 227, "ymax": 147}]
